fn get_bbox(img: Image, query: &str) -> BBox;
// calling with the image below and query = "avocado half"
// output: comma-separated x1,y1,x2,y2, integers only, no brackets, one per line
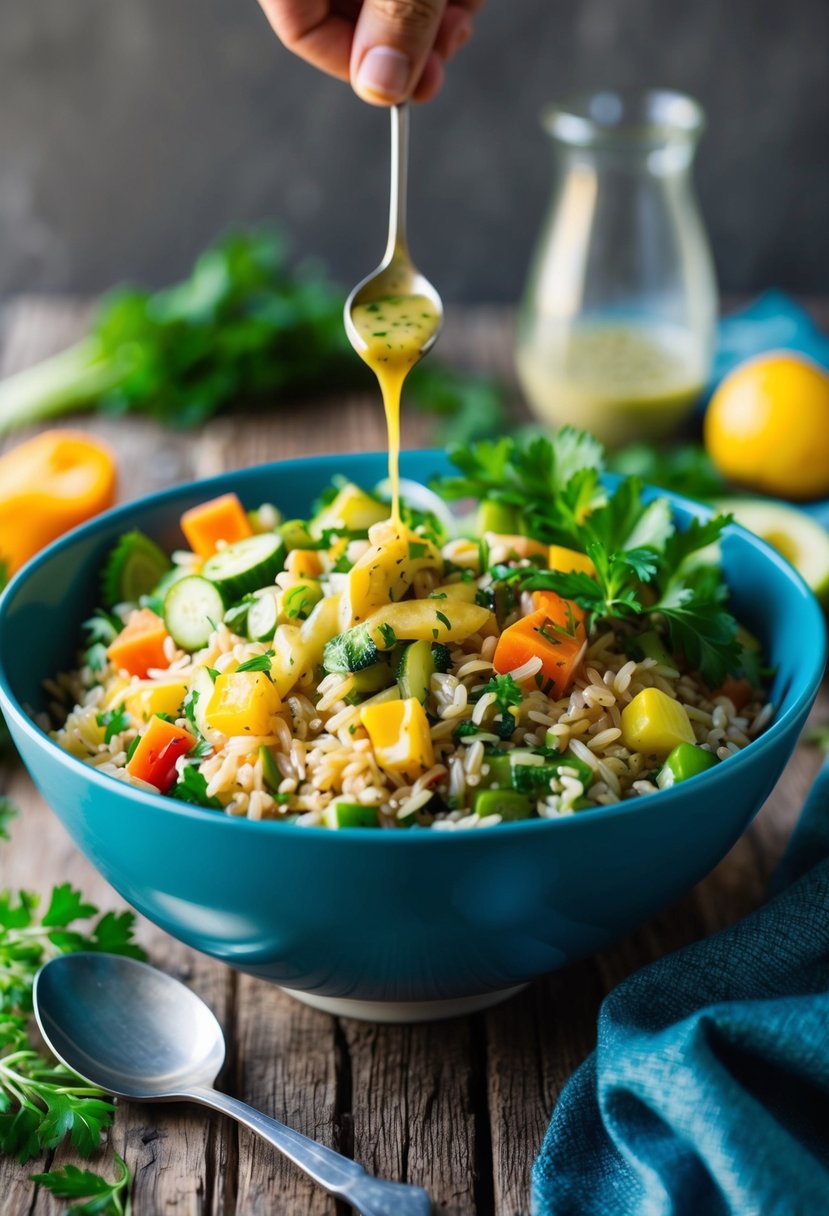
717,497,829,607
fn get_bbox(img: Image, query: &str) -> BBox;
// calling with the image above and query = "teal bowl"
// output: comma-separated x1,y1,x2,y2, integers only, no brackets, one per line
0,452,825,1021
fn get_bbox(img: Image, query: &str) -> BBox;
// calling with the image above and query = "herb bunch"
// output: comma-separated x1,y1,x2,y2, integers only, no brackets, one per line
0,228,504,446
434,429,745,687
0,800,143,1209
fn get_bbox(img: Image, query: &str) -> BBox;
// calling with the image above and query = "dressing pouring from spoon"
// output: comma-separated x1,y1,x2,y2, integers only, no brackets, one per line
34,953,432,1216
344,102,443,523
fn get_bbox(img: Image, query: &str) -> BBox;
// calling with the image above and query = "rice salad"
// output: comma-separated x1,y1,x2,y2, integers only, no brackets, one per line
48,431,772,830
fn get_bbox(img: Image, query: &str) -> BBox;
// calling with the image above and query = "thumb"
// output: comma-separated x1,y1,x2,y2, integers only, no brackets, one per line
351,0,447,104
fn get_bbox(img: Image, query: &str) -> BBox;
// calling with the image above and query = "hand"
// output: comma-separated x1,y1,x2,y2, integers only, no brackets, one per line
258,0,483,105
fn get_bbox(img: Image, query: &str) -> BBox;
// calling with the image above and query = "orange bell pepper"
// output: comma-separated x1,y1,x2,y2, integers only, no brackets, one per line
180,493,253,558
0,429,116,575
494,591,586,699
712,676,754,712
126,714,195,792
107,609,170,678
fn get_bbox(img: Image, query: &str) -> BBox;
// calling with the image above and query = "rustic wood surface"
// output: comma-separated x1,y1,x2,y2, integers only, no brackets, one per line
0,297,826,1216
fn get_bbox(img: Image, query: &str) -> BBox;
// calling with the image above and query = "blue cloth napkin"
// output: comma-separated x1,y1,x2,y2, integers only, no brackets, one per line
712,291,829,388
531,761,829,1216
710,293,829,529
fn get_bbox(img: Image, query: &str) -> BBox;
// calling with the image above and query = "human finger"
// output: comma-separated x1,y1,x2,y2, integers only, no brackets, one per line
350,0,448,105
257,0,357,81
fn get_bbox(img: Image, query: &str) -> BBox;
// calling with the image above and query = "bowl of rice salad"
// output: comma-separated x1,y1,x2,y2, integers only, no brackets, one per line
0,437,824,1021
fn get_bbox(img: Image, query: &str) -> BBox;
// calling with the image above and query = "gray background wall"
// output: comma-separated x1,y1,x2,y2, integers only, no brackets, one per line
1,0,827,302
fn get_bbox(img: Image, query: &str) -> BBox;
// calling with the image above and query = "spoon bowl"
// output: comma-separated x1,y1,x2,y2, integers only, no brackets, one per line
343,103,443,360
34,953,432,1215
34,952,225,1100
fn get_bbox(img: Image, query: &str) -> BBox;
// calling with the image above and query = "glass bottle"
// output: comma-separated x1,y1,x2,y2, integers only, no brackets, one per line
515,89,718,447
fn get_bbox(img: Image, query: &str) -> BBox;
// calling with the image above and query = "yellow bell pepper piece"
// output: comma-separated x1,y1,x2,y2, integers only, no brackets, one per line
341,519,442,628
364,599,493,647
310,483,388,538
548,545,596,577
361,696,434,781
0,429,116,575
621,688,695,756
205,671,282,737
125,679,189,724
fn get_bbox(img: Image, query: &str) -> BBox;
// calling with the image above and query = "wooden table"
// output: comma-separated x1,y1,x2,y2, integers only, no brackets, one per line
0,298,826,1215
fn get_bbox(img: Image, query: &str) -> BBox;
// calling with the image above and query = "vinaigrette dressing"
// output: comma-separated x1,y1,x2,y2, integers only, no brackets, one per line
350,291,441,523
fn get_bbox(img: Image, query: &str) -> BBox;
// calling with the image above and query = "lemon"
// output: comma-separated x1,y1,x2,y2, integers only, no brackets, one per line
704,352,829,500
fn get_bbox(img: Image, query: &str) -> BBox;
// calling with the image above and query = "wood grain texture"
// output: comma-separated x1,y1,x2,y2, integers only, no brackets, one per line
0,296,826,1215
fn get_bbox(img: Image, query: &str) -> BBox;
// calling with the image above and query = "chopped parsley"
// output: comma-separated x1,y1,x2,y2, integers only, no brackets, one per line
96,706,129,744
377,623,397,648
435,610,452,630
236,650,275,674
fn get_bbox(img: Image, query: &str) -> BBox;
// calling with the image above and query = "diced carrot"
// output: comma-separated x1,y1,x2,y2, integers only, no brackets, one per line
126,714,195,792
531,590,587,634
180,493,253,558
107,609,170,678
712,677,754,712
485,532,548,560
493,598,586,699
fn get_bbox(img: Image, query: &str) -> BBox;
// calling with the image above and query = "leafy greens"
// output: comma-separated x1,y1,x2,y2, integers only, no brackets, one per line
434,429,744,686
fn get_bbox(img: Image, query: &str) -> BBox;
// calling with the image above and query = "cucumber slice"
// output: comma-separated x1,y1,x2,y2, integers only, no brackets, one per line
102,531,171,608
202,534,285,600
247,593,279,643
396,640,437,704
164,576,225,651
344,660,396,703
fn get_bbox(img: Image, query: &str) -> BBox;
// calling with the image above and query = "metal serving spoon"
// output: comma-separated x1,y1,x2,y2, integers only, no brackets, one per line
344,102,443,356
34,953,432,1216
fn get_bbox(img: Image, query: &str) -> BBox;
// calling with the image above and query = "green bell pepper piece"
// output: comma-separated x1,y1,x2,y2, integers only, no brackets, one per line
473,788,532,821
660,742,717,787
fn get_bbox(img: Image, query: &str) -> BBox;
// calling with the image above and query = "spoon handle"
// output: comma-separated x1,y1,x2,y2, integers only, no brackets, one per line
186,1085,432,1216
384,102,410,263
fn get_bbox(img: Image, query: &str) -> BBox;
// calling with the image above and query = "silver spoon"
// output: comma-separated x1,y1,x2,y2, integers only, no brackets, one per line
344,102,443,357
34,953,432,1216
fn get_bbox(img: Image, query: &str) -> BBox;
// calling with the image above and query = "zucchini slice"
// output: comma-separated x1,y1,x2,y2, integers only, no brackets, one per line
396,640,437,704
102,531,171,608
202,534,285,600
164,576,225,651
247,593,279,643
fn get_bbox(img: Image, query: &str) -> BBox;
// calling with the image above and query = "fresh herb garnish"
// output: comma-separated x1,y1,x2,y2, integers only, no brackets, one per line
96,707,130,744
0,852,145,1164
32,1155,133,1216
377,623,397,648
440,431,743,687
477,673,523,740
235,651,274,674
435,610,452,630
170,763,222,809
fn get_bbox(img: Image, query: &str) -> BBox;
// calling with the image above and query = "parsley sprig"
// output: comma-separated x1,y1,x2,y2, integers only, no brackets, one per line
33,1154,132,1216
0,830,145,1171
435,431,745,687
